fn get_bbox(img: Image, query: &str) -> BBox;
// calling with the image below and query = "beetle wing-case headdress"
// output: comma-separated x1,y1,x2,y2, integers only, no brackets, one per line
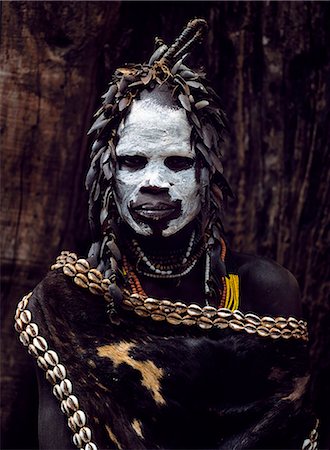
86,19,233,304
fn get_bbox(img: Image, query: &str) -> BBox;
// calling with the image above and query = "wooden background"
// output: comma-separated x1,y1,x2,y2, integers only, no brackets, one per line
1,1,329,448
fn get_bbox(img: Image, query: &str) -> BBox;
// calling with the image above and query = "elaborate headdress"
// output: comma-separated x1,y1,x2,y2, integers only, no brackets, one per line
86,19,232,306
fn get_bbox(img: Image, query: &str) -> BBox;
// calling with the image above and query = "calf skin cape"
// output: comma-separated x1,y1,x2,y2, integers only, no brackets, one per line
18,267,315,450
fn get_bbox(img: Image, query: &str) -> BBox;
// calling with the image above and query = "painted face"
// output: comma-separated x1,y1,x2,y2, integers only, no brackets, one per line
113,99,202,237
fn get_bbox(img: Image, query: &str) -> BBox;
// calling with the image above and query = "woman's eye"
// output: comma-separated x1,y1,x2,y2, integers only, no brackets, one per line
118,155,147,170
165,156,195,171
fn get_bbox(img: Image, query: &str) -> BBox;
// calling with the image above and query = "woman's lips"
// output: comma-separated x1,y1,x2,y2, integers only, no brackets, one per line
132,203,179,221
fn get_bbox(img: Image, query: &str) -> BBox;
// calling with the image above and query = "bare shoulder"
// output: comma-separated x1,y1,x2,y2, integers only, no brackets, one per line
227,250,302,317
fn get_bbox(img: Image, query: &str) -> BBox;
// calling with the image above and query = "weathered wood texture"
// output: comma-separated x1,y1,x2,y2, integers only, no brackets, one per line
1,1,329,447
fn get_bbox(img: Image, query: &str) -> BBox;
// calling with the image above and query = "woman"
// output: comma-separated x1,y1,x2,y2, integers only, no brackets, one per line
15,19,317,449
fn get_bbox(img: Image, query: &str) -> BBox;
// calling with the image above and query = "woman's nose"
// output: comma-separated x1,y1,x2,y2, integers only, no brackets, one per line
141,166,171,191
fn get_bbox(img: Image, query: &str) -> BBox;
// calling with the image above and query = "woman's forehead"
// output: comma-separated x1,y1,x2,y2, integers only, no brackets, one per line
116,99,194,158
119,98,190,132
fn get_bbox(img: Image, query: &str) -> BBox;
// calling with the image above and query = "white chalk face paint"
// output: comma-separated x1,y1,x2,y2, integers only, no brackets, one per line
113,98,201,237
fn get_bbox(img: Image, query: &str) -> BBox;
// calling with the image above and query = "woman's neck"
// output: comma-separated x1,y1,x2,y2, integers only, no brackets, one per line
120,222,198,256
119,221,214,305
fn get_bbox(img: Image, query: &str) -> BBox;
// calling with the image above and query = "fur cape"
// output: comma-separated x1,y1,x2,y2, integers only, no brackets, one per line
20,268,315,450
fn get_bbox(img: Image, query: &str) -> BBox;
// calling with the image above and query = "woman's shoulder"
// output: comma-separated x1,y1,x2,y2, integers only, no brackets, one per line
227,249,302,317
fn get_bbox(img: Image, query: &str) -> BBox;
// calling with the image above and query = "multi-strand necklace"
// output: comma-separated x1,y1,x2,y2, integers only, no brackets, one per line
122,232,228,308
130,230,204,279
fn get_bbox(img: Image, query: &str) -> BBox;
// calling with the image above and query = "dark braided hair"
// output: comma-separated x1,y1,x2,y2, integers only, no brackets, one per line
86,19,233,305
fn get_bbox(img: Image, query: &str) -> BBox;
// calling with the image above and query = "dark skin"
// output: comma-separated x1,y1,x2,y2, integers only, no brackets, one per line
135,248,301,317
123,222,301,318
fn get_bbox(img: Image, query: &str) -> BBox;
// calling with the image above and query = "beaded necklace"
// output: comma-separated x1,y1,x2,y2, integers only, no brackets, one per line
130,230,199,278
122,235,228,308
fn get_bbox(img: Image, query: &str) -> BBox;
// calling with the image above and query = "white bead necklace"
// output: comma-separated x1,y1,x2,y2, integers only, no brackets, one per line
132,230,196,277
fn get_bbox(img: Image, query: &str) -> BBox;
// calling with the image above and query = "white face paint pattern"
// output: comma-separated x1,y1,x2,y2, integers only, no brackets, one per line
113,98,202,237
